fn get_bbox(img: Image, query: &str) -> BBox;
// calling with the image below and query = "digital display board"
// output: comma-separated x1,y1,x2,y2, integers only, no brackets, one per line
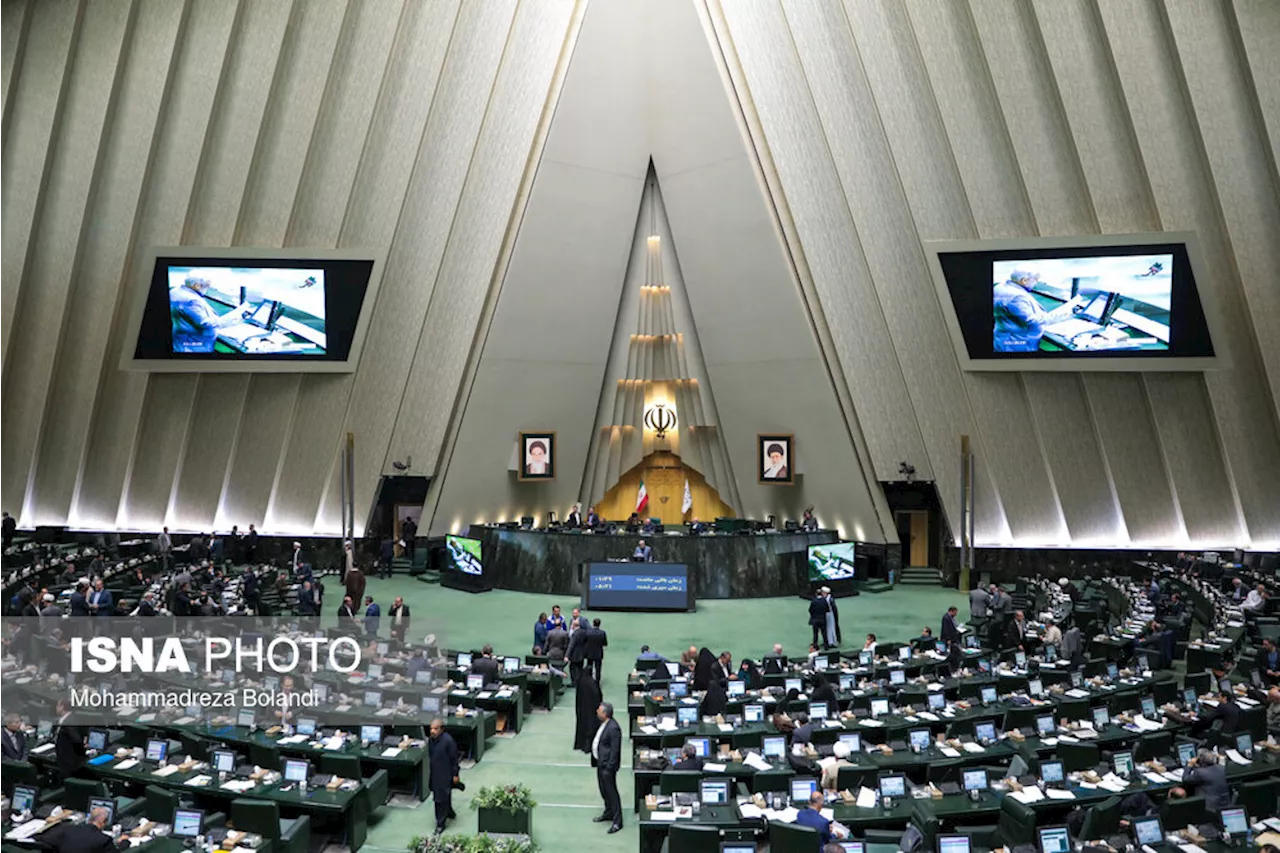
584,562,692,611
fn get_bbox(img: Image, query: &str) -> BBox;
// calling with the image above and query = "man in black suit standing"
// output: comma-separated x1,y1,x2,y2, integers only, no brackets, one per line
2,511,15,551
471,645,501,686
591,702,623,833
2,713,28,761
69,581,90,617
941,606,961,647
44,805,118,853
566,617,589,686
244,524,259,563
565,504,583,528
401,517,417,564
388,596,411,643
54,698,85,781
427,719,460,836
582,618,608,683
336,596,357,624
808,593,831,649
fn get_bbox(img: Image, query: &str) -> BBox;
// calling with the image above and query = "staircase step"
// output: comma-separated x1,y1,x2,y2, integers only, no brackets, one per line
859,581,894,594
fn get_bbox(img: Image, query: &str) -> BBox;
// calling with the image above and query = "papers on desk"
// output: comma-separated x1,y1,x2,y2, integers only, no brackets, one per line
857,718,884,728
774,807,800,822
1010,788,1044,804
7,819,49,840
820,808,834,821
221,779,257,793
1161,770,1183,783
1177,844,1208,853
717,724,734,733
115,758,139,771
1041,738,1059,747
647,811,679,822
855,786,878,808
185,775,213,787
738,803,764,820
381,747,403,758
702,761,727,772
30,743,54,754
321,735,346,751
1045,788,1076,800
962,742,985,753
743,752,772,771
918,712,939,722
822,720,842,729
1131,716,1164,732
277,734,308,745
656,719,677,732
680,697,698,705
172,716,196,726
640,725,659,735
137,713,157,723
152,764,180,777
476,691,494,699
1143,772,1168,785
938,746,961,758
376,707,395,717
1225,749,1251,765
1096,774,1129,793
1237,696,1260,708
1065,688,1092,698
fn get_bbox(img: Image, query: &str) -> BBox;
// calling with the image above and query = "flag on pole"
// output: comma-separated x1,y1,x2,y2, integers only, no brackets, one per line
682,478,693,514
636,478,649,514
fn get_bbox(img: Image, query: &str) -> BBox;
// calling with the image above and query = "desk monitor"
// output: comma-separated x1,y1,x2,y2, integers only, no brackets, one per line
669,681,689,698
685,737,710,758
838,843,866,853
313,683,329,702
212,750,235,773
870,698,890,717
785,678,803,694
1235,732,1253,754
840,674,857,690
889,669,906,686
980,685,997,704
699,778,730,805
1036,714,1055,736
503,656,520,673
937,641,948,655
762,735,786,758
360,725,382,745
283,758,310,783
1028,678,1044,697
1113,751,1133,777
237,708,256,728
928,692,947,711
965,635,980,649
977,658,992,674
366,663,383,680
909,728,932,751
727,680,746,697
878,774,906,798
790,777,818,803
90,797,115,824
1133,816,1163,846
1044,644,1058,662
839,732,862,753
1218,677,1232,693
1137,654,1150,671
1105,662,1118,681
376,642,390,656
11,785,36,814
721,844,757,853
456,652,473,668
145,732,167,758
814,656,828,671
421,696,441,714
1141,696,1157,717
172,809,204,839
975,721,996,743
677,706,698,727
1176,741,1195,766
1038,826,1072,853
264,676,280,693
466,674,485,690
899,646,912,661
1015,651,1027,668
938,836,971,853
663,747,682,765
88,729,109,752
1221,807,1248,836
1182,686,1197,706
810,702,829,720
666,662,681,677
859,651,873,666
37,720,52,740
1091,706,1110,728
744,704,764,723
1039,760,1064,784
296,717,317,737
414,670,433,685
363,690,382,707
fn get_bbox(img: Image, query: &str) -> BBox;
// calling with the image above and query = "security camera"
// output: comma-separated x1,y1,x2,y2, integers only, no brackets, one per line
391,456,412,472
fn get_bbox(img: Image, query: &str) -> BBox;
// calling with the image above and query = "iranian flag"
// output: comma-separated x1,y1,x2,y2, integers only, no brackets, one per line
636,478,649,514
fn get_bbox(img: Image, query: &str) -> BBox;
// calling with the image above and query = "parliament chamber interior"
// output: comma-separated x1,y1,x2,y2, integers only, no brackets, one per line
2,2,1279,853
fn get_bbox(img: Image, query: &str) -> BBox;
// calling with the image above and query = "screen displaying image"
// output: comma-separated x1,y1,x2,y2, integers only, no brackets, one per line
808,542,856,582
445,536,483,576
991,255,1172,354
930,237,1215,369
168,266,327,355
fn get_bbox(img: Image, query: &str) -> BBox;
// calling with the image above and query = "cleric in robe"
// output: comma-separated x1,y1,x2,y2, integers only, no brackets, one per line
573,672,603,753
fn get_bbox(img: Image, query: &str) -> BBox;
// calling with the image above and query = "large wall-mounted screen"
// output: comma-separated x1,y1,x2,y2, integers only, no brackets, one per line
584,562,692,612
925,233,1221,371
124,247,384,372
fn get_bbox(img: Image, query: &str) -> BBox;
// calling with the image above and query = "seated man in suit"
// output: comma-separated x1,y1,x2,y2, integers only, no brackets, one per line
471,644,502,686
672,742,703,771
2,712,28,761
1192,689,1241,736
44,805,120,853
790,712,813,746
763,644,787,674
1258,638,1280,686
794,790,840,845
632,539,653,562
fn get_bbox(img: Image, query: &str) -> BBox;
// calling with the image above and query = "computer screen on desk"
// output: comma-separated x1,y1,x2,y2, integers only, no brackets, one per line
11,786,36,814
762,736,785,758
212,750,235,773
699,779,729,804
685,737,709,758
90,798,115,825
790,777,818,803
744,704,764,723
938,836,971,853
1133,817,1163,845
878,774,906,798
172,809,204,839
1039,760,1064,784
1038,825,1072,853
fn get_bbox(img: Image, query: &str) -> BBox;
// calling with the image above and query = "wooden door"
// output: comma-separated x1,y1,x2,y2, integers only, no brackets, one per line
908,510,929,566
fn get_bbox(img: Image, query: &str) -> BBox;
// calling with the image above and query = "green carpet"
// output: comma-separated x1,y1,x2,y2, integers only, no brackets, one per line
356,579,965,851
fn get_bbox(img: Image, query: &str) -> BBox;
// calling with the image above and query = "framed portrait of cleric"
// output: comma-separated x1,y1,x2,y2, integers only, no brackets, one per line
758,434,793,484
518,432,556,481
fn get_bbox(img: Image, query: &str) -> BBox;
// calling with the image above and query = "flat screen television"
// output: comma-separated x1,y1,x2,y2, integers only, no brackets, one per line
124,247,384,372
925,233,1222,371
445,536,483,576
807,542,856,582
